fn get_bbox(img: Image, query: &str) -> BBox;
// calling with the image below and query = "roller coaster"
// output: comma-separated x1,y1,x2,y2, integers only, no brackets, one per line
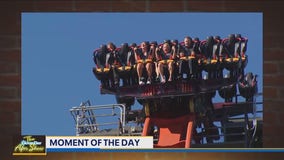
70,34,262,148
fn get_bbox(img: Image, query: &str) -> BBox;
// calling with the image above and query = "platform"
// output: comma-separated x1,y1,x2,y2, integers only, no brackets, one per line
101,77,237,99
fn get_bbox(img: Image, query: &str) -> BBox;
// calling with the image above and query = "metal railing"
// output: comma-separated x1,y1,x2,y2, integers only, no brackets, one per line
70,102,126,136
192,98,263,148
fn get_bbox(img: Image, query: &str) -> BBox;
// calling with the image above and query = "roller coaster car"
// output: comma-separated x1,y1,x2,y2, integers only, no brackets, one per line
218,83,237,102
92,67,111,80
180,56,196,60
241,55,248,68
116,65,138,86
93,67,111,73
116,65,132,71
223,57,242,71
238,34,248,69
203,59,218,65
137,59,153,64
225,57,240,63
158,59,174,64
238,72,258,100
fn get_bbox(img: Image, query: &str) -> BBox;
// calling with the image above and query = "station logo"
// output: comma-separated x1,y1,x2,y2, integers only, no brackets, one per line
13,135,46,156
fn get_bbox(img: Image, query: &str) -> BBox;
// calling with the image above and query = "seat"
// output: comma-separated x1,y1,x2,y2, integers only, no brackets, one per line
142,113,195,148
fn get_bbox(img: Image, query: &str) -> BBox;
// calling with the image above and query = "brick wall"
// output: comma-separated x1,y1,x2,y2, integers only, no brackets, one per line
0,0,283,159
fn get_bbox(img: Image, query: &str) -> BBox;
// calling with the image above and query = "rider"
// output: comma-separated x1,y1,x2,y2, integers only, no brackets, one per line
93,44,110,88
134,41,154,85
178,36,197,79
221,34,241,78
106,42,121,87
116,43,136,86
156,42,176,83
200,36,220,79
235,34,248,76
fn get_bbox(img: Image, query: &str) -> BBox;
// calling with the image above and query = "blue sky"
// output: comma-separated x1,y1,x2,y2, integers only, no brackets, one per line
22,13,262,136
